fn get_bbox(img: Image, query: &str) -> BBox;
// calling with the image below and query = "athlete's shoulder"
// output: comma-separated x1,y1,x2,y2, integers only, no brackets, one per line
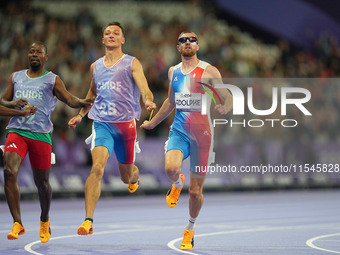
12,69,28,81
13,69,27,76
130,56,140,66
93,56,105,68
198,60,211,69
94,56,104,65
46,71,58,84
203,64,221,78
122,54,136,70
168,63,180,81
124,53,135,60
47,71,57,77
91,57,104,73
173,62,182,71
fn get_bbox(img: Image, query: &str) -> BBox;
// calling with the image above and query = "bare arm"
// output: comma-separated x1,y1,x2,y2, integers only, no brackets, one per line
140,67,176,129
204,65,233,115
1,73,29,108
0,105,36,117
68,63,97,129
53,76,93,108
132,58,156,112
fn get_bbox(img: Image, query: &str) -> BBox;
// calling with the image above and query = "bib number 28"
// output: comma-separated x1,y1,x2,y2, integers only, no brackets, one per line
99,102,117,116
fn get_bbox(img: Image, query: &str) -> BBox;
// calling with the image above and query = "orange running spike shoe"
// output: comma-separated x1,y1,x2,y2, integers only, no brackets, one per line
180,229,195,250
40,220,51,243
77,220,93,235
166,174,185,208
7,222,26,240
128,178,140,193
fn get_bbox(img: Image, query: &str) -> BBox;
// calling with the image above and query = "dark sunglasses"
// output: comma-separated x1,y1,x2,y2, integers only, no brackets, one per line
178,37,198,44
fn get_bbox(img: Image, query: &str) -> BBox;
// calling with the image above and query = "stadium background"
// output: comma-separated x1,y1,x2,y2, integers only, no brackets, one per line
1,0,340,198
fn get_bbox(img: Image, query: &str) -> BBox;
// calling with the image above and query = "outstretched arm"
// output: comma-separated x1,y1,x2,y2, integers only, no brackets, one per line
140,66,176,130
68,63,96,130
53,76,93,108
132,58,156,112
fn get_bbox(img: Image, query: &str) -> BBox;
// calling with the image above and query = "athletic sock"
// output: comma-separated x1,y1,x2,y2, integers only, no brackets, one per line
185,217,196,231
85,217,93,223
174,175,183,189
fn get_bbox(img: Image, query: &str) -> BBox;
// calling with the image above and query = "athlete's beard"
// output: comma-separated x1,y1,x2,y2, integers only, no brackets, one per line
29,60,41,71
180,48,196,57
30,65,41,71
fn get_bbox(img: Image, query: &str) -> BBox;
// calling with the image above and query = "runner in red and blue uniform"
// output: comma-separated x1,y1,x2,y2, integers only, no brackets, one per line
141,31,232,250
68,21,156,236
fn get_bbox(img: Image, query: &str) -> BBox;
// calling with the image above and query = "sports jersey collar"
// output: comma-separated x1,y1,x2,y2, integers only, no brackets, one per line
26,70,49,79
180,60,201,75
103,54,126,69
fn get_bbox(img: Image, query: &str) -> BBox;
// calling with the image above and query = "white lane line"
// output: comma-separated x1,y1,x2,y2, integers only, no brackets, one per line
24,223,340,255
168,227,278,255
306,233,340,254
25,240,45,255
168,225,340,255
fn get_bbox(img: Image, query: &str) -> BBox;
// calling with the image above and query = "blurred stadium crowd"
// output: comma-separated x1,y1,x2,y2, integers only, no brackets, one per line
1,1,339,137
0,0,340,191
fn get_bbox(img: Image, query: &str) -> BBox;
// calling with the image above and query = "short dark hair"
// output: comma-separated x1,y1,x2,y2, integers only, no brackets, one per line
103,21,125,36
32,41,48,54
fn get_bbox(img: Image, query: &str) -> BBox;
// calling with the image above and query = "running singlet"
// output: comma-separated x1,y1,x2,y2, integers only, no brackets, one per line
6,70,58,133
170,60,211,138
88,54,141,122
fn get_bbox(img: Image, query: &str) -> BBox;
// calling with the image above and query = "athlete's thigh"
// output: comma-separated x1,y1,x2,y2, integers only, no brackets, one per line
91,121,115,157
112,120,137,165
165,149,184,170
164,129,189,169
165,129,190,159
190,124,212,176
91,146,110,167
26,138,52,170
4,133,27,171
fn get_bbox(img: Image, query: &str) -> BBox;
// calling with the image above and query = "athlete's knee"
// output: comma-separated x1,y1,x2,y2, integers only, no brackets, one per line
90,163,105,180
3,165,18,181
36,179,51,192
189,186,203,200
165,163,181,178
4,153,22,180
32,172,48,187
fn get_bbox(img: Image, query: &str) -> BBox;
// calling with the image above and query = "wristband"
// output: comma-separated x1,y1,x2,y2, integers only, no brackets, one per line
78,113,84,118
